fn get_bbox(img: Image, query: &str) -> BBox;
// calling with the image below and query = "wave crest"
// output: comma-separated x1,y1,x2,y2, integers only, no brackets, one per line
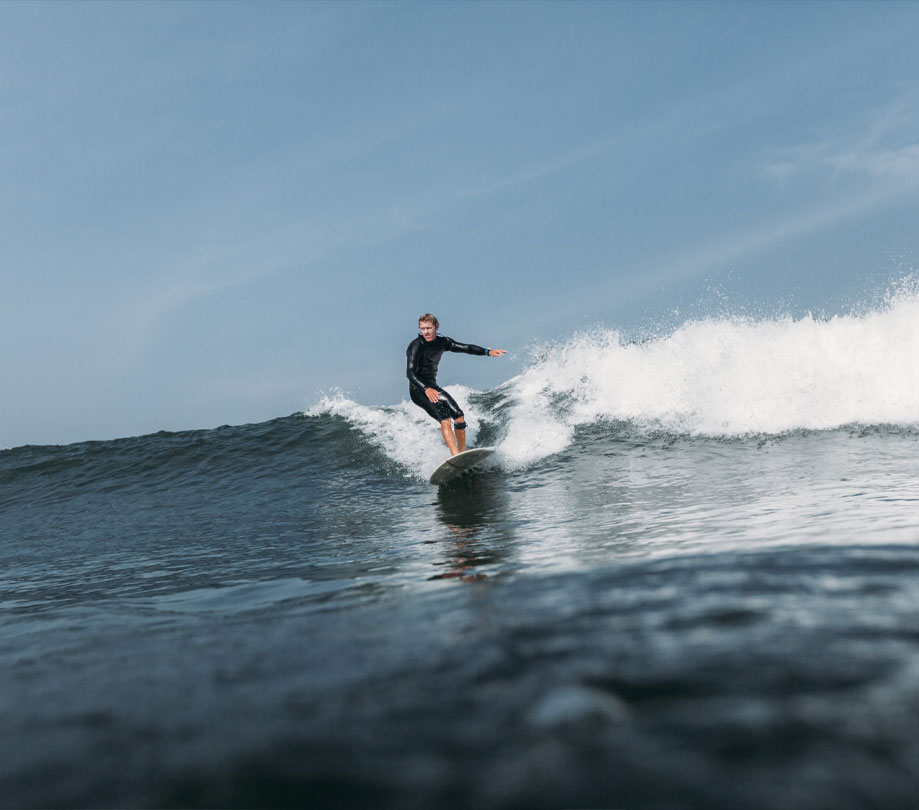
309,287,919,473
514,287,919,438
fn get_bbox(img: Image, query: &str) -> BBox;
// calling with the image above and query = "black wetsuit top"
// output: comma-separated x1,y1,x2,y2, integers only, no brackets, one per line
406,334,488,390
406,334,488,421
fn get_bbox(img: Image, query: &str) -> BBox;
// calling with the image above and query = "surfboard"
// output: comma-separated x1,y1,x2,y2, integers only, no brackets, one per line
429,447,497,485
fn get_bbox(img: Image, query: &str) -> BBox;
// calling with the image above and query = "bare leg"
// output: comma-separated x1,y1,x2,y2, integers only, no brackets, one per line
454,419,466,453
440,420,459,455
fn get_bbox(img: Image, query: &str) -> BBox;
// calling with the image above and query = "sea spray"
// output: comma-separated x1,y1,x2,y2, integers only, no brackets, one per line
307,385,484,477
511,287,919,439
307,287,919,473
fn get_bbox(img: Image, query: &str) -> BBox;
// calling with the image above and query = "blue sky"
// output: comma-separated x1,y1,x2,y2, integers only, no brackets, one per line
3,1,919,448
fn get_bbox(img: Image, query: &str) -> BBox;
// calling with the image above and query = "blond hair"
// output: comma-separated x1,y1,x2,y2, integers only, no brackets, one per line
418,313,439,329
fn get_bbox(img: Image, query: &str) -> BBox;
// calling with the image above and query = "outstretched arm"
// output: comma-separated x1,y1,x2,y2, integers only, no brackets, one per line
445,337,508,357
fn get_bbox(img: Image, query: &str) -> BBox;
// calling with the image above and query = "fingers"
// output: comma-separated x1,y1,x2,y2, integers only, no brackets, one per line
490,349,508,357
426,388,440,402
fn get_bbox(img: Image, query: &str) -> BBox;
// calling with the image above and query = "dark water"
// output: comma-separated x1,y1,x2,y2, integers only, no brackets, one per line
2,407,919,809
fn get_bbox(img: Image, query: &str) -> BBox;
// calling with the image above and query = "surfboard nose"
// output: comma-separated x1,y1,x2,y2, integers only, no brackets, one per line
429,447,497,485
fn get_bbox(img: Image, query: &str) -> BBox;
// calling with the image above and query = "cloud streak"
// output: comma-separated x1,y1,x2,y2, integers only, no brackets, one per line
765,93,919,187
626,93,919,298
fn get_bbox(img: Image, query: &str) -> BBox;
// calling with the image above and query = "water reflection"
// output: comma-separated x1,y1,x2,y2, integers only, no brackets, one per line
429,473,513,581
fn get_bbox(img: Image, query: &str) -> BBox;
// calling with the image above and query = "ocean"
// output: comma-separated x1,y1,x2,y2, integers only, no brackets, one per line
3,291,919,809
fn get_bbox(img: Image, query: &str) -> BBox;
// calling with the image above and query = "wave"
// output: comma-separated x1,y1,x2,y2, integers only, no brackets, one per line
9,288,916,492
0,415,360,509
518,285,919,432
310,285,919,473
307,385,491,477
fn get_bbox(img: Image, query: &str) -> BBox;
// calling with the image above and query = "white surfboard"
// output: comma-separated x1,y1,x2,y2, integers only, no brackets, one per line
429,447,497,485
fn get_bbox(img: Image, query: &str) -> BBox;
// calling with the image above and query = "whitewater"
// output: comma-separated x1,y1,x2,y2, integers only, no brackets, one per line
314,285,919,471
2,288,919,808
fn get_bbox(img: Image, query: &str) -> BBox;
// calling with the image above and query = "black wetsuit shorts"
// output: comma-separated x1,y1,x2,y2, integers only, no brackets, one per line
410,384,464,422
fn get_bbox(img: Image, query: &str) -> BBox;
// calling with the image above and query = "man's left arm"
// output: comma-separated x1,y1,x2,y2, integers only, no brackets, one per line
447,337,507,358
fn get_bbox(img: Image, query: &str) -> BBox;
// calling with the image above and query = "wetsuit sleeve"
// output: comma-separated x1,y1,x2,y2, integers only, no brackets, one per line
406,340,428,389
443,336,488,356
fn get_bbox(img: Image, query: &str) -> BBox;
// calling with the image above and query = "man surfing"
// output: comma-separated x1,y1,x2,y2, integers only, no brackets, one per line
407,313,507,456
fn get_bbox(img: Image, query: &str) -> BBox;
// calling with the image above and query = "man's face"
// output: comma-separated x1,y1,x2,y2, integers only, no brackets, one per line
419,321,437,342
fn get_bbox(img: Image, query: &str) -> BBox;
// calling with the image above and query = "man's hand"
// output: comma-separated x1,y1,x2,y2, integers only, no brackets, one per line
425,387,440,403
488,349,508,357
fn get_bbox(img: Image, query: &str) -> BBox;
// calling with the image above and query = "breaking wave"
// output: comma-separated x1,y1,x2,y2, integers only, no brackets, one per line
309,286,919,473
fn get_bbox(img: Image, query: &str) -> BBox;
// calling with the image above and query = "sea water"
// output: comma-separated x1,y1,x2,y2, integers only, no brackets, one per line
2,290,919,808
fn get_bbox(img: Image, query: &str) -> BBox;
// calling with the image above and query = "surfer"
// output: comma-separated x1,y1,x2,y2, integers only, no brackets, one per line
407,313,507,456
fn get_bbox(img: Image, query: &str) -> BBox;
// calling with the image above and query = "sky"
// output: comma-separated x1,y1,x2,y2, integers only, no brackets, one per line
3,1,919,448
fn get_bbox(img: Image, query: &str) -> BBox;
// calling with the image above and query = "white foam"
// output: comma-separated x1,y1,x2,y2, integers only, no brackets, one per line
497,382,573,469
508,288,919,451
307,386,484,479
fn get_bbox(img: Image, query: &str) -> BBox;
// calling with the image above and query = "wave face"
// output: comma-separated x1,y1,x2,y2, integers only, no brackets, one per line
312,287,919,472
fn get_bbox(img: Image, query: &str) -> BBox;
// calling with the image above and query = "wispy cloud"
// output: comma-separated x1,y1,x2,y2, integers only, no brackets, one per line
630,93,919,296
623,185,899,302
829,143,919,186
764,93,919,189
109,236,287,369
